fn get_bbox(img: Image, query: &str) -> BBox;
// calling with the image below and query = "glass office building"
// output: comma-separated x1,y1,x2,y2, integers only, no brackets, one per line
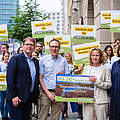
0,0,19,28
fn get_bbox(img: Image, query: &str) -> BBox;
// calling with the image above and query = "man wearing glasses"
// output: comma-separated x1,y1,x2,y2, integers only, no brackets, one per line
35,42,45,60
39,39,68,120
6,37,39,120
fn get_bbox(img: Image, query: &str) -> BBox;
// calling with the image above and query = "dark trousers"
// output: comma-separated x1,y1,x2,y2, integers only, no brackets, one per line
78,104,82,117
0,91,9,118
7,93,34,120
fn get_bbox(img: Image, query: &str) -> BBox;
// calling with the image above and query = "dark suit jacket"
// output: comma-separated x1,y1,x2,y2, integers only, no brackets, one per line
6,52,39,103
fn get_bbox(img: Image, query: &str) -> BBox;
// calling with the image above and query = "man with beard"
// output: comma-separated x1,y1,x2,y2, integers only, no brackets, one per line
35,42,44,60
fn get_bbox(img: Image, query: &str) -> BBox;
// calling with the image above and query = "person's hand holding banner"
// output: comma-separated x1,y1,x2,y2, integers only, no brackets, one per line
89,76,97,83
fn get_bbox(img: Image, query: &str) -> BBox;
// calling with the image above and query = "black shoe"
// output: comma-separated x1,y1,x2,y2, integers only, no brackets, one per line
78,114,83,120
34,114,38,119
48,113,50,117
2,117,10,120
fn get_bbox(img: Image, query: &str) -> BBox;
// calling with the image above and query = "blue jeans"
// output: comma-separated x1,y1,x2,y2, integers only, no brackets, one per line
70,102,78,112
0,91,9,118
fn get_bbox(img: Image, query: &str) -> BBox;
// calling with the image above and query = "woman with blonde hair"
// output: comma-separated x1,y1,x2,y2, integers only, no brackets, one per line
62,53,83,119
82,48,112,120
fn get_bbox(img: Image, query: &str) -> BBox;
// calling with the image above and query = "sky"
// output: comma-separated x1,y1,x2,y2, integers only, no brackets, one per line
20,0,60,12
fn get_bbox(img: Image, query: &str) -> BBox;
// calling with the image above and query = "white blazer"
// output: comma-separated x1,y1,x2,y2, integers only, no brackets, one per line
83,65,112,104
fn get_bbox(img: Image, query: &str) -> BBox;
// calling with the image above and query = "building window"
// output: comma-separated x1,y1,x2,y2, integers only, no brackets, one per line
57,24,59,27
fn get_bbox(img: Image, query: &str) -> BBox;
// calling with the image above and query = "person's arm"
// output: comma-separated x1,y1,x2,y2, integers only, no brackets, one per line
95,67,112,89
39,57,55,102
6,56,21,107
39,74,55,102
12,97,21,107
74,64,83,74
64,59,69,74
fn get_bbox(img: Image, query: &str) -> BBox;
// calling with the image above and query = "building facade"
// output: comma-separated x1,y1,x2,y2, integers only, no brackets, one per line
60,0,68,35
67,0,120,49
0,0,19,28
44,12,63,35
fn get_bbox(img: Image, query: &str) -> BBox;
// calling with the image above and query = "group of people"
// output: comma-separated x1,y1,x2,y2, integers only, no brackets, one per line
0,44,10,120
0,37,120,120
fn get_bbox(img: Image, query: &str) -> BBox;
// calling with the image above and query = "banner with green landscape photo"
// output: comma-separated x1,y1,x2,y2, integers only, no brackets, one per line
71,25,96,45
31,20,56,38
110,10,120,32
44,35,71,53
0,24,8,41
101,10,111,28
55,74,94,103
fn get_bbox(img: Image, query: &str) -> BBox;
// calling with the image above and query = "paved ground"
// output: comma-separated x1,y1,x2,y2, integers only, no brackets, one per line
0,102,83,120
31,112,82,120
0,101,109,120
33,102,82,120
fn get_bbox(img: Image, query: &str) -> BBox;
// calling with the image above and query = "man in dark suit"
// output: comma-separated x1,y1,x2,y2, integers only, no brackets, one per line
6,37,39,120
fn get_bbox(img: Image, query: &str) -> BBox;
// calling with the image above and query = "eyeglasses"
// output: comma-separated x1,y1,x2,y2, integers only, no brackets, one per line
50,46,59,49
24,44,34,47
36,46,43,47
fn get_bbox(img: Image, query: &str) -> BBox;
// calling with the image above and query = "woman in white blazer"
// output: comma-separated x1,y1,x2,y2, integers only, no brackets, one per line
82,48,112,120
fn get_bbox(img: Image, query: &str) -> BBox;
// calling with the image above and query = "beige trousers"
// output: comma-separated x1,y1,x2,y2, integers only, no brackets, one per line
38,91,62,120
83,103,107,120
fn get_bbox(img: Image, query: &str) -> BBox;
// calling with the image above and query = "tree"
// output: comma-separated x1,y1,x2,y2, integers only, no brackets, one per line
9,0,47,41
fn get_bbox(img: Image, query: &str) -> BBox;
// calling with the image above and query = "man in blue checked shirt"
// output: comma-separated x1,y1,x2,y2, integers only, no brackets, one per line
39,39,68,120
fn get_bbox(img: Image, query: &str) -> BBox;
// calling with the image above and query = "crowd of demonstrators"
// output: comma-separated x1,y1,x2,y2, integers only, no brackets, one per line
0,51,10,120
0,37,119,120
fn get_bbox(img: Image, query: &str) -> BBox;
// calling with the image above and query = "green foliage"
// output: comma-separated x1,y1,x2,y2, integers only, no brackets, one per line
8,0,48,41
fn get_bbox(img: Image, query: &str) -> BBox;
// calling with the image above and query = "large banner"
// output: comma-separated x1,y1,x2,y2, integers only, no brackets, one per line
0,72,7,91
0,24,8,41
101,10,111,28
72,42,99,64
110,10,120,32
71,25,96,44
44,35,71,53
55,74,94,103
31,20,56,38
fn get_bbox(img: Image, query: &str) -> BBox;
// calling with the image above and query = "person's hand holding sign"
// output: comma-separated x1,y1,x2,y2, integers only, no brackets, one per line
89,76,97,83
